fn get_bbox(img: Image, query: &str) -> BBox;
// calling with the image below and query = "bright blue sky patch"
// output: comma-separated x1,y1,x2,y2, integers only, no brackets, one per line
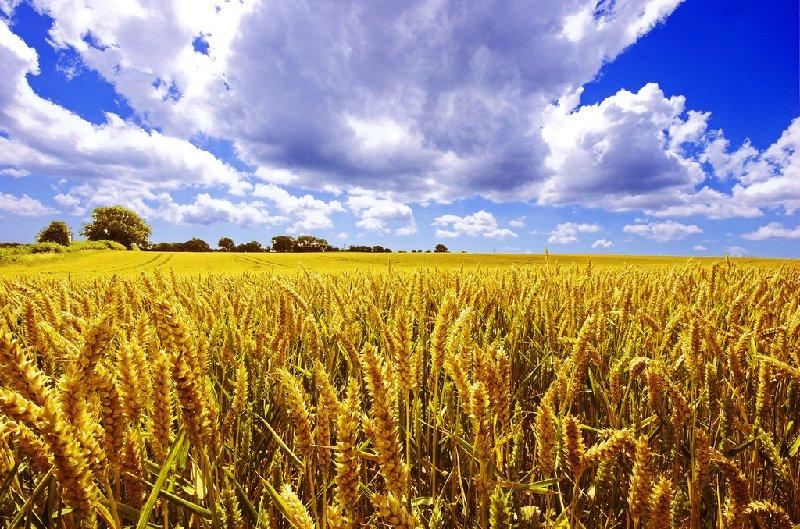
0,0,797,256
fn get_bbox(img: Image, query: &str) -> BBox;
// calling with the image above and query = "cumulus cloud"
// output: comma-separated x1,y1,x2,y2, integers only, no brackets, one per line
7,0,682,204
0,167,28,177
539,83,705,211
693,244,706,251
725,246,748,257
591,238,613,249
155,193,284,227
251,183,343,233
662,118,800,219
0,19,250,212
433,211,517,239
623,220,702,242
8,0,799,241
0,192,54,216
509,217,526,229
547,222,599,244
742,222,800,241
346,189,416,235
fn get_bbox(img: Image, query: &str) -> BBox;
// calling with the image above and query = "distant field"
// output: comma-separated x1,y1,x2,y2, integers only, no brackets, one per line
0,249,796,278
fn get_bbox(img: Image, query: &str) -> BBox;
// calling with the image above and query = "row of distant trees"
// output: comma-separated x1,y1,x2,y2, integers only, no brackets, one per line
34,206,451,253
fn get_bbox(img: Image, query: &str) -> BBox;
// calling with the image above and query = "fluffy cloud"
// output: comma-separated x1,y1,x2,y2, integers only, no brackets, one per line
591,238,613,249
693,244,706,251
0,192,54,216
725,246,748,257
0,19,249,212
660,118,800,219
0,167,28,177
433,211,516,239
540,83,706,210
346,189,416,235
742,222,800,241
509,217,526,229
251,184,343,233
9,0,799,243
155,193,284,227
10,0,682,203
547,222,599,244
623,220,702,242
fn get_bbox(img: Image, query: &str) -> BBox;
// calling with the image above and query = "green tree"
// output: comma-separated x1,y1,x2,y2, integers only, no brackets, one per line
236,240,264,253
294,235,329,252
218,237,235,252
183,238,211,252
435,243,449,253
81,206,151,249
271,235,295,252
36,220,72,246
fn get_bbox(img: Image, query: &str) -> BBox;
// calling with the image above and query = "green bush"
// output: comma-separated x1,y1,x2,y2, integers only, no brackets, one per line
69,240,126,251
30,242,67,254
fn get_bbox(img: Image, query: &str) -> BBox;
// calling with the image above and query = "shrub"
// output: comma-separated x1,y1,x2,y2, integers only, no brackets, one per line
69,240,126,251
29,242,67,254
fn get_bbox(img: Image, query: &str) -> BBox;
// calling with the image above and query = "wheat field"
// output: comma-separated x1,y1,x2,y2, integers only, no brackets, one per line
1,260,799,529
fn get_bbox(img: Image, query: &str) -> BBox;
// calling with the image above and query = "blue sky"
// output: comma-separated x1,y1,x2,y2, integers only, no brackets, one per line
0,0,798,256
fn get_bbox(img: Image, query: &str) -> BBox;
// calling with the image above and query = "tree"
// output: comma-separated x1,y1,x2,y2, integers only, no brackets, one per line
37,220,72,246
183,238,211,252
81,206,151,249
218,237,235,252
435,243,449,253
271,235,295,253
236,241,264,253
294,235,329,252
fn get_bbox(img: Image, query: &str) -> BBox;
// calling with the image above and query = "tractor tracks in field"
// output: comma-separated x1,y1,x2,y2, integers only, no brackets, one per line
116,252,173,273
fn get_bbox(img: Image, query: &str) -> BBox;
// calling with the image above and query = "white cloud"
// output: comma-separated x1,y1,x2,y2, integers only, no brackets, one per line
725,246,748,257
346,189,416,235
742,222,800,241
540,83,705,211
591,238,613,249
433,210,517,239
251,183,343,233
623,220,702,242
646,187,762,219
0,192,54,216
8,0,682,203
509,217,526,229
693,244,706,251
547,222,600,244
0,167,29,177
155,193,284,227
0,20,249,212
10,0,800,243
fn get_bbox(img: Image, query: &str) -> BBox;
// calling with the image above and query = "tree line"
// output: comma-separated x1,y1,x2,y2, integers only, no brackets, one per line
33,205,451,253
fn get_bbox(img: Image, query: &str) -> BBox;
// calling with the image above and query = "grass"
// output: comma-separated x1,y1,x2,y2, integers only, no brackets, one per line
0,249,796,278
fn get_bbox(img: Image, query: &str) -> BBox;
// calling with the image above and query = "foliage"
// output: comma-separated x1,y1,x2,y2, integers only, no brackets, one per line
81,205,152,249
29,241,67,253
36,220,72,246
294,235,334,252
236,240,265,253
271,235,294,252
218,237,235,252
347,245,391,253
0,262,798,529
150,238,211,252
435,243,449,253
69,240,127,251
